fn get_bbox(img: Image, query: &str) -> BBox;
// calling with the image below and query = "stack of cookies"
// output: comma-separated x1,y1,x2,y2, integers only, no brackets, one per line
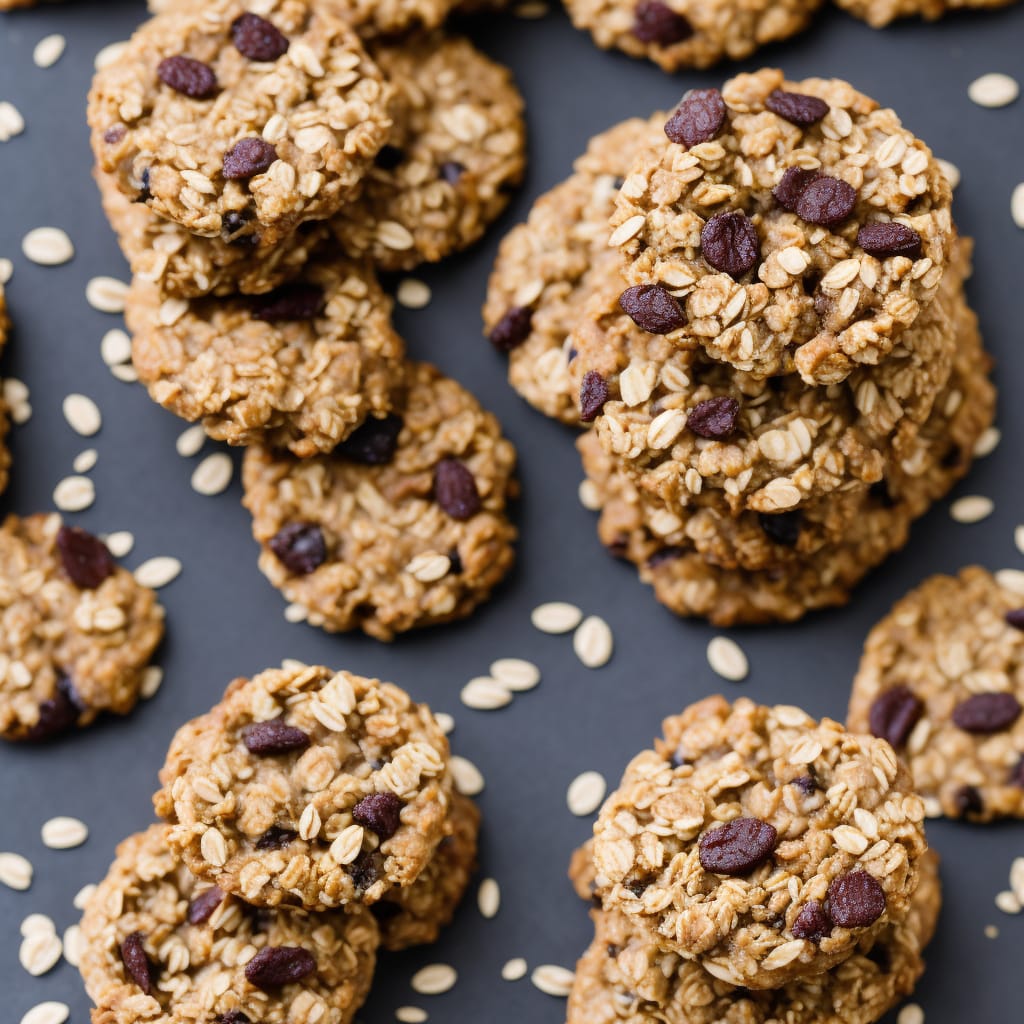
79,661,475,1022
486,68,995,625
567,695,940,1023
87,0,525,639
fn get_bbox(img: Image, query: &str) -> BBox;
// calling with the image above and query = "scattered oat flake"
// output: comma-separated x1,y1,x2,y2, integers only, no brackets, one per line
22,227,74,266
490,657,540,692
897,1005,924,1024
531,964,575,997
21,913,55,937
105,530,134,558
574,615,613,668
33,34,66,68
62,393,102,436
985,924,999,939
1012,183,1024,229
53,475,95,512
134,556,182,589
950,495,993,523
974,425,1000,458
41,816,88,849
395,1009,427,1024
191,452,233,496
531,601,582,634
100,327,132,366
410,963,457,995
73,449,98,474
20,1003,70,1024
94,40,128,70
477,877,500,919
0,102,25,142
968,72,1019,108
0,257,12,283
995,890,1021,914
996,568,1024,595
397,278,431,309
86,276,128,313
19,930,62,976
0,851,32,891
578,478,601,510
936,158,960,190
176,424,206,457
1009,856,1024,901
434,712,454,735
284,602,308,623
62,923,84,967
502,957,527,981
460,676,512,711
451,755,484,796
73,883,97,910
567,770,607,816
707,636,749,681
110,363,138,383
140,665,164,700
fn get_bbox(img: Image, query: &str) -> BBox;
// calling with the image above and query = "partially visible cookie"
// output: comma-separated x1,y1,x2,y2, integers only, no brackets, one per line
126,259,406,457
849,567,1024,822
154,662,453,909
0,514,165,742
332,34,526,271
834,0,1017,26
80,823,379,1024
89,0,391,246
242,361,517,640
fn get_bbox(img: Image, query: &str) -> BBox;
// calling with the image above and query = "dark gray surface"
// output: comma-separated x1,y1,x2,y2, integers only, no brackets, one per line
1,2,1023,1020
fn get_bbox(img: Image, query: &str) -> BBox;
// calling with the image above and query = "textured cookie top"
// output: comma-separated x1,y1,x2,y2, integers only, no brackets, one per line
0,513,165,742
849,566,1024,822
154,662,452,909
79,824,379,1024
332,34,526,272
592,696,927,988
611,69,953,384
89,0,391,245
127,258,406,457
242,361,517,640
833,0,1014,27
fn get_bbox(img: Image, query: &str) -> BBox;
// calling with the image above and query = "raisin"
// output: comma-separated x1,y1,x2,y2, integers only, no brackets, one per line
120,932,153,994
489,306,532,351
758,511,803,547
242,721,311,756
434,459,481,520
231,13,289,62
157,56,217,98
792,901,831,940
336,414,403,465
352,793,404,840
250,284,323,321
618,284,686,333
868,686,923,748
687,396,739,439
765,89,829,126
826,871,885,928
579,371,609,423
952,693,1021,733
773,167,820,212
794,176,857,227
269,522,325,575
57,526,115,589
664,88,726,148
223,138,277,180
187,885,224,925
700,211,759,276
698,817,778,875
244,946,316,990
632,0,693,44
857,222,923,259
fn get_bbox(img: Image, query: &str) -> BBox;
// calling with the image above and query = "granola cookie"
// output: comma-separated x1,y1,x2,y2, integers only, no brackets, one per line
591,696,928,988
154,662,452,909
483,115,665,424
849,567,1024,822
126,260,406,457
242,361,517,640
331,34,526,271
834,0,1017,26
563,0,821,71
0,514,165,742
376,791,479,950
612,69,953,384
89,0,391,247
567,850,941,1024
80,824,379,1024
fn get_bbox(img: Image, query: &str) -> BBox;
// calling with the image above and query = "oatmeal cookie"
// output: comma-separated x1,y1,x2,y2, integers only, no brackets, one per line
126,259,406,457
483,115,665,424
331,35,526,272
80,824,379,1024
89,0,391,246
0,514,165,742
375,792,479,950
242,361,517,640
849,567,1024,822
834,0,1017,26
591,696,928,987
563,0,821,72
612,69,953,384
154,662,452,909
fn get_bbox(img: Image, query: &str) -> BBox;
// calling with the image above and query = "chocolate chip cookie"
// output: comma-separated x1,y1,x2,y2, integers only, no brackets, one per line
126,259,406,457
849,567,1024,822
612,69,953,384
154,662,453,909
80,824,379,1024
0,514,165,742
242,361,517,640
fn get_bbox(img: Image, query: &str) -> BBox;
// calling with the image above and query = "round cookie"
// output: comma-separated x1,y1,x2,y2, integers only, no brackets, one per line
612,68,953,385
375,791,480,950
591,696,928,988
242,361,518,640
126,259,406,457
154,662,453,909
849,567,1024,822
834,0,1017,26
563,0,822,72
0,514,165,742
80,824,379,1024
331,34,526,272
89,0,392,247
483,115,665,424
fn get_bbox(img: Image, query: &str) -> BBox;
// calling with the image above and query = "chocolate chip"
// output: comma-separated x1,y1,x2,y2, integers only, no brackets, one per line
792,774,817,795
336,414,403,465
440,161,466,185
619,284,686,334
773,167,820,212
120,932,153,994
857,222,923,259
223,138,277,180
758,511,803,547
1005,608,1024,631
698,817,778,875
347,850,384,892
952,693,1022,734
868,686,923,748
687,396,739,439
374,144,405,170
269,522,325,575
352,792,404,840
187,885,224,925
231,12,289,61
489,306,532,351
664,88,726,148
765,89,829,127
792,901,831,940
215,1014,252,1024
953,785,984,818
157,55,218,98
700,211,759,276
647,546,685,568
1010,755,1024,787
56,525,115,589
434,459,481,520
632,0,694,44
794,176,857,227
26,675,83,742
244,946,316,990
256,826,298,850
250,284,323,322
579,371,609,423
826,871,885,928
242,721,311,756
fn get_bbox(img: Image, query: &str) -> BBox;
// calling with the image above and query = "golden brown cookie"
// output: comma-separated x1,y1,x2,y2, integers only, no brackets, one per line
834,0,1018,25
